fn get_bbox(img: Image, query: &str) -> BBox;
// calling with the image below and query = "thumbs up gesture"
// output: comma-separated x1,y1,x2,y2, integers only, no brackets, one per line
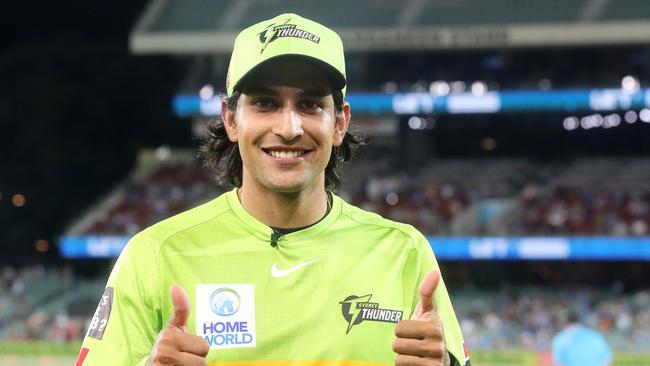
392,270,451,366
148,285,210,366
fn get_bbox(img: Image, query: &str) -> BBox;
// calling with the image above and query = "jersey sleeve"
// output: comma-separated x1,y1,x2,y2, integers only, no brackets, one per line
411,232,470,366
76,233,162,365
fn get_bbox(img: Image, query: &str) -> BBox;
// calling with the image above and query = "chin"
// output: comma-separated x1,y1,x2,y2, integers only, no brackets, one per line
263,176,310,194
265,182,305,194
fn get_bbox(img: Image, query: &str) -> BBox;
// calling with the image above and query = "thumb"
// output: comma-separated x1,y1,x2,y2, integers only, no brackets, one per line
413,270,441,319
168,284,190,332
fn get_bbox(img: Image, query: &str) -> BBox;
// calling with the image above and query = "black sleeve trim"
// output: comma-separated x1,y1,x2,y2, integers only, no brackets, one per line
449,351,471,366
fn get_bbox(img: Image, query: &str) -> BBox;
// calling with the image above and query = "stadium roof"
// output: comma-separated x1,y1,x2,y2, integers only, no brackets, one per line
130,0,650,53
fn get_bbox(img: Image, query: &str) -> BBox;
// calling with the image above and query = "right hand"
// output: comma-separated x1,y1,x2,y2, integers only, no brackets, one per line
148,284,210,365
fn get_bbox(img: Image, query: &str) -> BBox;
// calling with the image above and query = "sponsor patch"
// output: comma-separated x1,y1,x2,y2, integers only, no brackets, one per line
196,284,256,349
87,287,114,340
74,347,90,366
339,294,403,334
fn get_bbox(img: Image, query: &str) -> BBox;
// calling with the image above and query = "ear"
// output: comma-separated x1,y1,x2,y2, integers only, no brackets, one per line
332,102,351,147
222,98,238,142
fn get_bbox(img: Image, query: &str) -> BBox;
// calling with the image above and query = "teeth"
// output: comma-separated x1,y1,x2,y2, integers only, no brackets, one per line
269,150,304,158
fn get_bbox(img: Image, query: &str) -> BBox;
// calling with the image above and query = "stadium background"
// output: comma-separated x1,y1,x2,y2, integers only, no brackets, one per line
2,0,650,365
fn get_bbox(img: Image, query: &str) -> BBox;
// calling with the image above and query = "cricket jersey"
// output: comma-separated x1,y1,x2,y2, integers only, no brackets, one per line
77,188,469,366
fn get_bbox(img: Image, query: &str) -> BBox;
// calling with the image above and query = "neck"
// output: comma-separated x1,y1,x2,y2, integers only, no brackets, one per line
238,180,328,229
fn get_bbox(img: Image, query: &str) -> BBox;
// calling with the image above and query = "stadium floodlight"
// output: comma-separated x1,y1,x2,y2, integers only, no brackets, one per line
602,114,621,129
562,116,579,131
621,75,640,93
580,114,603,129
640,108,650,123
471,81,487,96
538,78,552,90
624,110,638,123
429,81,450,96
199,84,214,100
12,194,26,207
155,145,171,160
408,116,426,129
592,114,604,128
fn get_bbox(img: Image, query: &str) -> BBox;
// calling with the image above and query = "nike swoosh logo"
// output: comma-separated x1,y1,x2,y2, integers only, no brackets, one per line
271,259,319,278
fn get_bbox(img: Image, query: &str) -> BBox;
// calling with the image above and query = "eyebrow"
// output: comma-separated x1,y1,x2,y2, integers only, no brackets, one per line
242,86,331,98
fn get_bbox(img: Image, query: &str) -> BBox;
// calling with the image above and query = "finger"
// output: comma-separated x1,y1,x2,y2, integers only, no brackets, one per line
416,270,441,316
174,350,209,366
392,338,445,359
395,354,440,366
176,333,210,357
395,319,443,340
169,284,191,332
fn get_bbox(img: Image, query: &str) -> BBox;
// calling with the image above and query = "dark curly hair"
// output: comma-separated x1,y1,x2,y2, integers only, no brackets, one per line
200,90,366,191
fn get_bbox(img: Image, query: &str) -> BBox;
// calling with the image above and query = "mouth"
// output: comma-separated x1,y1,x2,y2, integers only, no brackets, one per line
262,148,311,160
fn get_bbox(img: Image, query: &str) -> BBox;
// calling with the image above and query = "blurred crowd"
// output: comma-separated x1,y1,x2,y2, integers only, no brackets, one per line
512,186,650,236
85,162,220,236
352,182,472,235
455,286,650,352
0,266,96,342
76,155,650,238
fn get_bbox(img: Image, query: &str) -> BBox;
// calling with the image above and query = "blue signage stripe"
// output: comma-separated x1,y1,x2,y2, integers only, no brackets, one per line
173,89,650,117
61,235,650,260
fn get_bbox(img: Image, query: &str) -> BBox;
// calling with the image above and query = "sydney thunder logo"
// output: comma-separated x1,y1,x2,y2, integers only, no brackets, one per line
258,18,321,54
339,294,403,334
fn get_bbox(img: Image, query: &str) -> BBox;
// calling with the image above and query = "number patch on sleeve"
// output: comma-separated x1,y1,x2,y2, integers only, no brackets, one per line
87,287,114,340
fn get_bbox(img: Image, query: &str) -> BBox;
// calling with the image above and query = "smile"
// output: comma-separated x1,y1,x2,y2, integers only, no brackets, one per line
266,150,305,158
262,147,311,160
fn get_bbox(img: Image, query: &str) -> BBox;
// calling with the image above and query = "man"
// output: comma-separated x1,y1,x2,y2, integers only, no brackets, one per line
76,13,470,366
552,312,612,366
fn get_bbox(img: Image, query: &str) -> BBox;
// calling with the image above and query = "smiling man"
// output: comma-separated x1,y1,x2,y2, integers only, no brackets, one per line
77,13,470,366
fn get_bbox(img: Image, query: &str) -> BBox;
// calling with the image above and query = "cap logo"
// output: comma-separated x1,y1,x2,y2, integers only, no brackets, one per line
258,18,320,54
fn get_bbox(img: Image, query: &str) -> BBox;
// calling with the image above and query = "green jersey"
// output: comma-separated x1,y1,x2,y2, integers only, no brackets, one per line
78,189,469,366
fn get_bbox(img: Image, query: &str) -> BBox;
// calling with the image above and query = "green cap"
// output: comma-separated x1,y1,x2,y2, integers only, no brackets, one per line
226,13,346,97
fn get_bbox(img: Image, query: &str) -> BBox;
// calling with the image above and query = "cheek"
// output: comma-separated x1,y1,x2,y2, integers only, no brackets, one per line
234,106,263,143
233,107,260,163
234,106,248,128
319,110,337,145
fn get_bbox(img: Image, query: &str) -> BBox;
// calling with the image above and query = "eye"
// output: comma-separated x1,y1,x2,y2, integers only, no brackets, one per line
299,99,323,111
252,97,275,109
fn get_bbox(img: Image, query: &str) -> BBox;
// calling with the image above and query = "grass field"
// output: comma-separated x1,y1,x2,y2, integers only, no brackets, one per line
0,342,648,366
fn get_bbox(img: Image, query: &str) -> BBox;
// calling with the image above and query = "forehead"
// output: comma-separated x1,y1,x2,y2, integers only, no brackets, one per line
238,57,333,95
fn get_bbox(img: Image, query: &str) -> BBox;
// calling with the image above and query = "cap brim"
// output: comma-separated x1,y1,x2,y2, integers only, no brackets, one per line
232,54,346,95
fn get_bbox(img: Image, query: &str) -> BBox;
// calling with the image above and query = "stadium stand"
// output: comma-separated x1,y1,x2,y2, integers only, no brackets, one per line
500,158,650,236
66,150,223,237
0,266,99,342
62,150,650,239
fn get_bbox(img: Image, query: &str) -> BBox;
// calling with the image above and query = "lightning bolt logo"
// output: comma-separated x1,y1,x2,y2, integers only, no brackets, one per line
339,294,372,334
258,18,291,54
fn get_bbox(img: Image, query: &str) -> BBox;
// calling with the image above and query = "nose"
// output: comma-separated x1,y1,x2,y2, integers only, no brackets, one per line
272,106,304,141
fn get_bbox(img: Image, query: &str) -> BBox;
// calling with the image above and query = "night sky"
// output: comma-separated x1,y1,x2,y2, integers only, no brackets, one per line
0,1,192,265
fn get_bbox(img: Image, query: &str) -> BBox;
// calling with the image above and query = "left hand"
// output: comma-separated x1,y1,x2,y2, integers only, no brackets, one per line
392,270,450,366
